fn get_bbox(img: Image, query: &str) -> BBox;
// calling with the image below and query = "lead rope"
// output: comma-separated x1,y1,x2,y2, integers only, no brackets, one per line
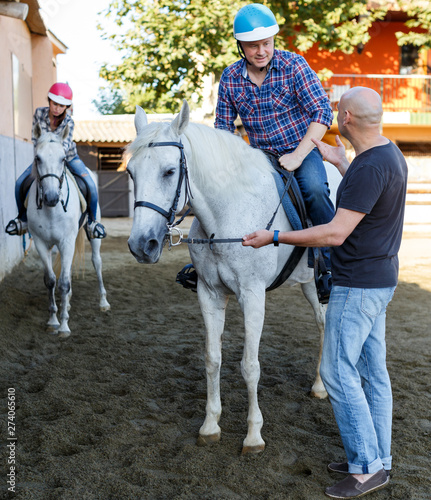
167,170,293,249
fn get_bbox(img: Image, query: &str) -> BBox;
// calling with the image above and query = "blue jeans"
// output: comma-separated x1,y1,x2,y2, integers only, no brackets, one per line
294,148,334,269
320,285,396,474
15,156,99,222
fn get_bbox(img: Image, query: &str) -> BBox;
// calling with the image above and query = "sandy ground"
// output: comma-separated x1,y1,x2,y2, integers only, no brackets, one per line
0,218,430,500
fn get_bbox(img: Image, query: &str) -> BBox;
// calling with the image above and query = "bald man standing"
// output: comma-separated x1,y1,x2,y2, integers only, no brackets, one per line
243,87,408,499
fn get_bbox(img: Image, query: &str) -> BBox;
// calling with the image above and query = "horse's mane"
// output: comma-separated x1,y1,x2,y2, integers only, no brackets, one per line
183,123,272,194
126,120,273,195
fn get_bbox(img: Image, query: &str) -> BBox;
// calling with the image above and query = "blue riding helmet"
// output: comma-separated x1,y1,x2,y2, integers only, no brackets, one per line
233,3,279,42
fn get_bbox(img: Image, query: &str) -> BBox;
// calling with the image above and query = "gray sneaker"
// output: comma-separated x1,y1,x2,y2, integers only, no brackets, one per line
325,468,389,498
328,462,350,474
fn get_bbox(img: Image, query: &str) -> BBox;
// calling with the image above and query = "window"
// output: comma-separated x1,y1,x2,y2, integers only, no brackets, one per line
98,147,125,171
400,44,419,75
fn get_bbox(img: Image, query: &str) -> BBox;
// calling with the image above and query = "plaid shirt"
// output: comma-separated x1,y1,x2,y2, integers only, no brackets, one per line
215,50,333,155
32,107,78,162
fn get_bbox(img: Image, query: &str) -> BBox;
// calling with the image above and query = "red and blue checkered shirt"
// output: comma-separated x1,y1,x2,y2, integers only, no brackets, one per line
32,107,78,162
215,50,333,156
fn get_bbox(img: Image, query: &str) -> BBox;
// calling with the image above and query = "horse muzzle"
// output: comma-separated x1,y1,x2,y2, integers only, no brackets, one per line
128,231,166,264
43,191,60,207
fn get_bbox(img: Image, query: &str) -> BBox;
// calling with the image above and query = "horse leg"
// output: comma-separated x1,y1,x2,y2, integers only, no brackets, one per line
301,280,328,399
56,245,75,338
34,240,60,331
196,289,228,447
89,238,110,311
238,290,266,455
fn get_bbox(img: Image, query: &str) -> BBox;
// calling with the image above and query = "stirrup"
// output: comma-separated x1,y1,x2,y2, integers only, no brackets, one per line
86,220,106,239
176,264,198,292
316,270,332,304
5,218,28,236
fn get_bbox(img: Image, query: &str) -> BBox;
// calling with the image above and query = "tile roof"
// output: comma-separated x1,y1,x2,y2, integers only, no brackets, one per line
73,114,175,144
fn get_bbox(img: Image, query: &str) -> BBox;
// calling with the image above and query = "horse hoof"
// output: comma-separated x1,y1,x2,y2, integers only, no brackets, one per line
58,331,71,339
197,432,221,447
241,444,265,455
46,325,59,333
100,304,111,312
310,389,328,399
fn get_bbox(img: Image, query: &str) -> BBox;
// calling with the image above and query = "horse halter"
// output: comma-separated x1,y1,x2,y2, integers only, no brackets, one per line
133,141,192,233
35,156,69,211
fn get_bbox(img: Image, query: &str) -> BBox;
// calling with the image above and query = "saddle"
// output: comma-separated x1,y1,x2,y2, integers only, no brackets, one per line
267,164,332,304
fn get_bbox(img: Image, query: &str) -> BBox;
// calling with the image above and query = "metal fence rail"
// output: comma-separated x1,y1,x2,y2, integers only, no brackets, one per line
323,74,431,114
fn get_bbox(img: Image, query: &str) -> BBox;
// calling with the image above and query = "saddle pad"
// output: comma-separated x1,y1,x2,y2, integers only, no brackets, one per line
271,170,304,231
66,168,87,214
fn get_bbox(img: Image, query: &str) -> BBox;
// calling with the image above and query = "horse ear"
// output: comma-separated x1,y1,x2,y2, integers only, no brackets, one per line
170,100,189,136
62,124,69,142
33,122,42,140
135,105,148,135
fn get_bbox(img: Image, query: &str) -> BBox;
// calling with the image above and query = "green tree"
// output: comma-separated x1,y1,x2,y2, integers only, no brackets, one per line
97,0,429,113
395,1,431,51
98,0,243,113
93,86,129,115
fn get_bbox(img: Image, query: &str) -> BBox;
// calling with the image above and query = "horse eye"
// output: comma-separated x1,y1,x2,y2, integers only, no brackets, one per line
164,168,175,178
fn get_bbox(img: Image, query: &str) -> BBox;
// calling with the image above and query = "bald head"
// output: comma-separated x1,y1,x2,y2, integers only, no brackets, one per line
340,87,383,125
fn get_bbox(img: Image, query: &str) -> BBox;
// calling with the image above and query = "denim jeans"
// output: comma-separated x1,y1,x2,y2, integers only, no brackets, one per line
320,285,396,474
15,156,99,222
294,148,334,269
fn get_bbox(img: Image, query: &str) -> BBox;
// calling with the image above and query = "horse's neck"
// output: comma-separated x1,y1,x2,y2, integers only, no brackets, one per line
188,167,280,235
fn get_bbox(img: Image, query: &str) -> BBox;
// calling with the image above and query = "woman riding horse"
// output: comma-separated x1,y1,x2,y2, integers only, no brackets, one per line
6,82,106,239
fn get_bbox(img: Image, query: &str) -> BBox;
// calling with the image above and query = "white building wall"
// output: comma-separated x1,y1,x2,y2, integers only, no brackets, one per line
0,135,34,281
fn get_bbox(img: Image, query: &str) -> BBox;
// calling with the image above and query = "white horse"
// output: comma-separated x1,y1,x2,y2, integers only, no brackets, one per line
26,124,110,338
127,101,341,454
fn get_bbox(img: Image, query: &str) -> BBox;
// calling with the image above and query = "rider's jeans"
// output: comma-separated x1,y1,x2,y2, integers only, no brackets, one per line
294,148,335,269
15,156,99,222
68,156,99,221
320,285,396,474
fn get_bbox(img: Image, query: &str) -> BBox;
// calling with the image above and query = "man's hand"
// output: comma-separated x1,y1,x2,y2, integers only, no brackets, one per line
278,152,302,172
311,136,350,176
242,230,274,248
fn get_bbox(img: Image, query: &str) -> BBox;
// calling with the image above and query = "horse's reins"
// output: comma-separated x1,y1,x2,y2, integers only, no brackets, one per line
35,156,69,212
133,141,292,249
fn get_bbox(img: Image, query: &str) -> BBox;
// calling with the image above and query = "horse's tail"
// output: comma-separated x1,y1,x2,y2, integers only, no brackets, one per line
53,228,86,279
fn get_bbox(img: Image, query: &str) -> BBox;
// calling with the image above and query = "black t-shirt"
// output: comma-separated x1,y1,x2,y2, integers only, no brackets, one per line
332,141,408,288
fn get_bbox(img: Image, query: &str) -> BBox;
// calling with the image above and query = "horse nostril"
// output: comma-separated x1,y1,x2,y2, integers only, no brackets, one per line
145,238,159,256
44,193,59,207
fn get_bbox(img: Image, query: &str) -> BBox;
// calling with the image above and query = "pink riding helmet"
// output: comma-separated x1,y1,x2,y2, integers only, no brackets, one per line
48,83,73,106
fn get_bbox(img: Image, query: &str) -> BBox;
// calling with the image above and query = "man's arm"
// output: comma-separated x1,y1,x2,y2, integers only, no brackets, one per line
242,208,365,249
214,78,237,133
278,122,327,172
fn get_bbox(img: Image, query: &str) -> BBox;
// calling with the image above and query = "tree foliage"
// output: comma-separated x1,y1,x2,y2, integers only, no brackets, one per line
92,87,128,114
98,0,243,113
96,0,430,114
395,1,431,50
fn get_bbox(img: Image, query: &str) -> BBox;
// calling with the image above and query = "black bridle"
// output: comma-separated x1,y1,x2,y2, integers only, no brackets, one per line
133,141,191,227
35,156,69,211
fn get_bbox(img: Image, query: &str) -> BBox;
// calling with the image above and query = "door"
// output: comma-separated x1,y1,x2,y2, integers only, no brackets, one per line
98,171,130,217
